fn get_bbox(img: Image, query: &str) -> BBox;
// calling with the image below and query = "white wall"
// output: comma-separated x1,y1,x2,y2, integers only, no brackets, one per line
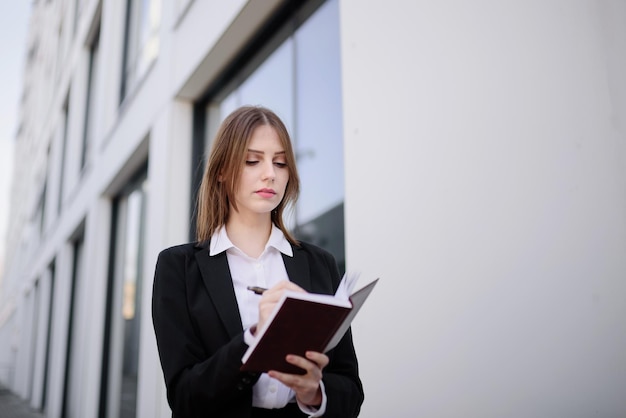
341,1,626,417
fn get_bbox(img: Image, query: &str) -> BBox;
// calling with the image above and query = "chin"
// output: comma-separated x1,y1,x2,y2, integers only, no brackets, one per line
248,204,278,216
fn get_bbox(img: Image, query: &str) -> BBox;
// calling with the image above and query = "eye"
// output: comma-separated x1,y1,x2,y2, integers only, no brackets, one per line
245,160,259,166
273,162,287,168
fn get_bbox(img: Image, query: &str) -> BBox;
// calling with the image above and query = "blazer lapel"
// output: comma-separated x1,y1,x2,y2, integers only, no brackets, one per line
194,246,243,339
282,245,312,292
193,242,311,339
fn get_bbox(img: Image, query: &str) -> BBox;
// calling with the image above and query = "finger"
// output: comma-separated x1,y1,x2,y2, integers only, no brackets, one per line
268,358,322,406
286,354,319,374
266,369,292,384
268,280,306,293
267,368,317,391
258,281,304,312
305,351,329,369
257,282,308,331
268,355,320,382
282,281,306,292
258,282,298,306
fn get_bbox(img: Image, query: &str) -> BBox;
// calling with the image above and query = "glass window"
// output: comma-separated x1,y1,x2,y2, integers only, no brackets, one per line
62,235,85,418
121,0,161,101
232,39,295,124
81,25,100,170
199,0,345,271
41,261,56,413
36,182,47,236
103,170,148,418
27,280,41,401
294,1,343,226
59,95,70,214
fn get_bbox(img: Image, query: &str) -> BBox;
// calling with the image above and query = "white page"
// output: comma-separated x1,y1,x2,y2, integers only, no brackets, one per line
334,270,361,300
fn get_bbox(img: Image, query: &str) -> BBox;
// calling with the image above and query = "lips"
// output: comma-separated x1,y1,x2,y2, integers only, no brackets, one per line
256,188,276,198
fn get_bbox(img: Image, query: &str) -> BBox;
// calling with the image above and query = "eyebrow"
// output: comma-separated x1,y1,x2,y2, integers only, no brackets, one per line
247,149,286,156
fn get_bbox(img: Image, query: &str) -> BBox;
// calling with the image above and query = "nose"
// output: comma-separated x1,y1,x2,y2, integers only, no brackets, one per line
262,161,276,182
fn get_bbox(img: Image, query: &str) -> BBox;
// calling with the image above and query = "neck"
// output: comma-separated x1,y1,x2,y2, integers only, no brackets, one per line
226,211,272,258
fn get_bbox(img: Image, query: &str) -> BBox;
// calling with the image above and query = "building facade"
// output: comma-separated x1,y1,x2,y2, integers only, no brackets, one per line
1,0,626,417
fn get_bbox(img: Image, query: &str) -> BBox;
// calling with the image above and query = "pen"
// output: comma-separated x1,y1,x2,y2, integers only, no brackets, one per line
247,286,267,295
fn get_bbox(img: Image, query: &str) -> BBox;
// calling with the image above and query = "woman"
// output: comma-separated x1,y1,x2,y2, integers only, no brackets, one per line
152,106,364,417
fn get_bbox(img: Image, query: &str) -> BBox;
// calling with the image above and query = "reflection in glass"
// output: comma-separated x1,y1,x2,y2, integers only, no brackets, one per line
122,0,161,99
81,27,100,169
119,185,146,418
238,39,295,130
122,191,141,322
62,237,84,418
105,176,147,418
295,0,343,225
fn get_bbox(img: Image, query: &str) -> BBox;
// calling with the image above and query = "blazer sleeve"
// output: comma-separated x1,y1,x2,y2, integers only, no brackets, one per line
305,245,365,418
151,245,258,418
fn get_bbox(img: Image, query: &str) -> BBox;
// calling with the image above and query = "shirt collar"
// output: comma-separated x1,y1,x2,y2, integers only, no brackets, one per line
209,224,293,257
267,224,293,257
209,226,234,256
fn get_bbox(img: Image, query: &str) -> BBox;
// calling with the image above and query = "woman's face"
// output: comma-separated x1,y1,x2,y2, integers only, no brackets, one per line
232,124,290,219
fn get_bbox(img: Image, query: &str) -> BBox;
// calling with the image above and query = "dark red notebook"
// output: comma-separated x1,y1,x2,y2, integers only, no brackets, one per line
240,277,378,374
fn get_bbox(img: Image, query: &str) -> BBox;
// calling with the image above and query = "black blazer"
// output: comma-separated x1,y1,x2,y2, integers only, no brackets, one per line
152,240,364,418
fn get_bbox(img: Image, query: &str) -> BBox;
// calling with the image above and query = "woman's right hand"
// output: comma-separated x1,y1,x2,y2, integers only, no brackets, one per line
256,280,306,333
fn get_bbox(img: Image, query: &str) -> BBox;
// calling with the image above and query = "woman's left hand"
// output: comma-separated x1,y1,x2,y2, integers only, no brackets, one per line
267,351,329,406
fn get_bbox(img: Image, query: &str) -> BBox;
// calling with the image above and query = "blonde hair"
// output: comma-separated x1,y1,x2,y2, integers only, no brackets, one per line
196,106,300,244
